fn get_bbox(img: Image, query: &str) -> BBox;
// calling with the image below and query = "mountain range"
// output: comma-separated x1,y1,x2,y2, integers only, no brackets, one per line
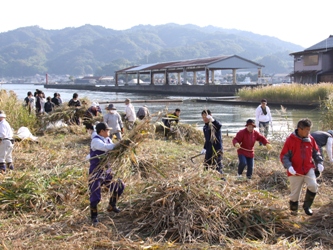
0,23,304,77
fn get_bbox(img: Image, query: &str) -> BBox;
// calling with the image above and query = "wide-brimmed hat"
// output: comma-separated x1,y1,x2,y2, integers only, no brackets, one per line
245,119,256,127
96,122,112,131
105,103,116,110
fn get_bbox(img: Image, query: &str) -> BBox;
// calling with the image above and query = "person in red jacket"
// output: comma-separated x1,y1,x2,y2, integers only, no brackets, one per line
280,118,324,216
232,119,272,180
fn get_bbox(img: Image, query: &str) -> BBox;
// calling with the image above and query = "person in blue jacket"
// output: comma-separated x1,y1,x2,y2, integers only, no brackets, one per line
200,110,224,177
89,122,125,225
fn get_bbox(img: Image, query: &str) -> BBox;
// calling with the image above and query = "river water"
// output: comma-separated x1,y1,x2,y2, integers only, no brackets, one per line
1,84,322,137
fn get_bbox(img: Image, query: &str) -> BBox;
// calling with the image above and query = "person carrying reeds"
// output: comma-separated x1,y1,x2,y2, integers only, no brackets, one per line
162,108,181,139
200,110,224,178
255,99,272,145
280,118,324,216
88,122,125,225
0,110,14,174
232,119,272,180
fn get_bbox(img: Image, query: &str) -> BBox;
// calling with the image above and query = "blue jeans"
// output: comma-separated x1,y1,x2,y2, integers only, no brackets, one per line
238,155,254,179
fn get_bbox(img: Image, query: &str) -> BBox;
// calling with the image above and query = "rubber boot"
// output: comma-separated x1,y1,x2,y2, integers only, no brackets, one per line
6,162,14,170
90,205,98,225
107,195,121,213
0,163,6,174
289,200,298,216
303,189,316,216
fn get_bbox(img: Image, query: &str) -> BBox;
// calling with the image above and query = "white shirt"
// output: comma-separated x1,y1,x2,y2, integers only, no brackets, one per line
125,103,136,122
326,137,333,162
0,119,13,139
255,104,272,127
91,134,116,152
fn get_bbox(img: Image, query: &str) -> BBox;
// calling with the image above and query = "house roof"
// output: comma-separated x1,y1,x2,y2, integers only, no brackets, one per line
116,55,264,75
305,35,333,51
290,35,333,55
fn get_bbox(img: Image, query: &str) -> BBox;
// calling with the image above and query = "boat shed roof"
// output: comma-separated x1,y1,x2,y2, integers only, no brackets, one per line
116,55,264,75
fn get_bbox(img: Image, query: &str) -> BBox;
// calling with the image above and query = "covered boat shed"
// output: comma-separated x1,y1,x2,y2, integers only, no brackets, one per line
115,55,264,86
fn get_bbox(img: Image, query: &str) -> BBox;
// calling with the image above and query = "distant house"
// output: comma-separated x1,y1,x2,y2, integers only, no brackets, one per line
290,35,333,84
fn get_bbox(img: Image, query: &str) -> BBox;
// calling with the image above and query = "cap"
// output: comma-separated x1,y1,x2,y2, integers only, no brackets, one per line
105,103,117,110
0,111,6,118
328,130,333,136
261,99,267,103
91,102,98,107
96,122,112,131
245,119,256,127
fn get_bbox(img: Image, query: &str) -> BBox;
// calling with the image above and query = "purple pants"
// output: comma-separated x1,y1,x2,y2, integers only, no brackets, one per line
89,168,125,207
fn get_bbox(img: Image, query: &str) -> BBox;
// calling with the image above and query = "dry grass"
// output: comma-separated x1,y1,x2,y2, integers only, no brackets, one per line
1,120,333,249
1,90,333,249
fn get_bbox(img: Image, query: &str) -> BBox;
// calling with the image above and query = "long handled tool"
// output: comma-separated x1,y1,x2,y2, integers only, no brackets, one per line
190,153,203,163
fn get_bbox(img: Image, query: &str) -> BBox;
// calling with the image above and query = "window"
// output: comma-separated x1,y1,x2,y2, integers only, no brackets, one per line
303,55,319,66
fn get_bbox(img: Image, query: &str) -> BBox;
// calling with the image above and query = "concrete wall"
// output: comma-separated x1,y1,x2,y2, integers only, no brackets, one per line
44,84,256,97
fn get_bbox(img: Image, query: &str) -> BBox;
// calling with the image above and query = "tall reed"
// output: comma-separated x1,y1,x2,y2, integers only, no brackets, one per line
0,90,39,133
237,83,333,103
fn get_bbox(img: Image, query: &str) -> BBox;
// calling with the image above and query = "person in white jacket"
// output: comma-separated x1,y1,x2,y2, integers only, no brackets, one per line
311,130,333,163
255,99,272,145
124,98,136,130
0,111,14,173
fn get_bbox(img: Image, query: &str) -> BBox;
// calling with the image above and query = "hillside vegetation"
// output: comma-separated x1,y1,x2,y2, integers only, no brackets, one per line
1,89,333,249
0,24,303,77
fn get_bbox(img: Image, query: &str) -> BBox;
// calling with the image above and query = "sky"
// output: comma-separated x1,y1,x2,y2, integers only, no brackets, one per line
1,0,332,48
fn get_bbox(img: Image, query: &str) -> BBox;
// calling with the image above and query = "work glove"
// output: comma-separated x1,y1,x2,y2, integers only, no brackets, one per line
206,115,214,122
266,144,273,150
318,164,324,172
201,149,206,155
234,143,241,149
288,166,296,175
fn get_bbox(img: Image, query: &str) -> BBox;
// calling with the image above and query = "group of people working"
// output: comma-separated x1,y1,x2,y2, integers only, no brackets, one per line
5,94,332,223
24,90,63,115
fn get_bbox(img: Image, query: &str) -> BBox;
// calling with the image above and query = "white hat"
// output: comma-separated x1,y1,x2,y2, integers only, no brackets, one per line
0,112,6,118
91,102,98,107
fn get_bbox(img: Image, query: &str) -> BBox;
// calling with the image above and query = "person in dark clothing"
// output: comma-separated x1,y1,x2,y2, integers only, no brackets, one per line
162,108,180,138
51,92,60,106
68,93,82,125
24,91,32,106
89,122,125,225
136,105,150,120
200,110,224,177
44,96,55,114
83,102,102,127
310,130,333,162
